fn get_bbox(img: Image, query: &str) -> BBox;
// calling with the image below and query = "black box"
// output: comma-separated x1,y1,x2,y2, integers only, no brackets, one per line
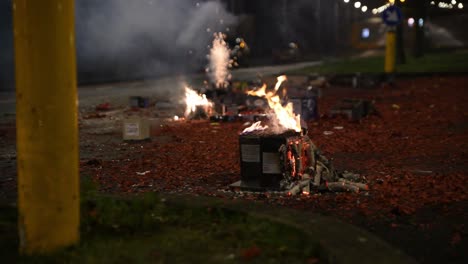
239,131,303,190
290,96,318,122
239,135,262,184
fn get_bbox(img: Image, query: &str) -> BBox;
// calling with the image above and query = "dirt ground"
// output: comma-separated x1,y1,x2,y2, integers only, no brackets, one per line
1,76,467,263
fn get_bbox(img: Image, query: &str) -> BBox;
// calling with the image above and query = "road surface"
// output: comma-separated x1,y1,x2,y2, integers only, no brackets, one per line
0,60,321,116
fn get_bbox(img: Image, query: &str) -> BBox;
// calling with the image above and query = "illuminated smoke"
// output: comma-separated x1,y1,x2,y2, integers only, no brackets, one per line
207,32,231,88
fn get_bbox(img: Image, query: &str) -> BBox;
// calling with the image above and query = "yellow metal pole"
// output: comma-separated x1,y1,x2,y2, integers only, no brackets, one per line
13,0,79,254
384,30,396,73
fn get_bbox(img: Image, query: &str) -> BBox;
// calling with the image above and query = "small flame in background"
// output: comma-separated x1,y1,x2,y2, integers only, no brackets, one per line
242,75,301,134
207,32,232,88
184,85,213,117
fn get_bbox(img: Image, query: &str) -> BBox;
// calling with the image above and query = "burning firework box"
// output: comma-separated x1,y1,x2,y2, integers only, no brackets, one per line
290,96,318,121
239,134,262,185
236,130,312,191
122,117,150,141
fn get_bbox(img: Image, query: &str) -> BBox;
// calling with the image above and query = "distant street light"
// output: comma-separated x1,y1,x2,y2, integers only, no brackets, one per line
361,6,368,12
354,2,361,8
418,18,424,27
343,0,349,3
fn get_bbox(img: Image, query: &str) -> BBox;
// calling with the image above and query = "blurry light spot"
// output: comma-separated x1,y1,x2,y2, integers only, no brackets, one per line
361,5,368,12
354,2,361,8
418,18,424,27
361,28,370,39
344,0,349,3
430,1,435,5
451,0,457,5
407,17,415,27
458,3,464,8
206,28,211,32
372,9,378,14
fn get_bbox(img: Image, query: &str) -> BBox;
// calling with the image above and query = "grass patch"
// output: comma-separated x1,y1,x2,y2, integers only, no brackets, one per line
0,177,322,263
290,50,468,75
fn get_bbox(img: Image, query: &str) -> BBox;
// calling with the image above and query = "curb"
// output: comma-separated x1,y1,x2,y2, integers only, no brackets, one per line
165,195,417,264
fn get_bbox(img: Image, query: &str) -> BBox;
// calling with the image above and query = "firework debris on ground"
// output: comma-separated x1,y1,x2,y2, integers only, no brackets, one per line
0,76,467,263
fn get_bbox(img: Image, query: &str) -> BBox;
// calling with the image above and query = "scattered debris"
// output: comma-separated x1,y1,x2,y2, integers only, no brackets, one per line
136,170,151,176
234,130,367,195
95,102,111,111
330,98,378,122
129,96,150,108
122,117,150,141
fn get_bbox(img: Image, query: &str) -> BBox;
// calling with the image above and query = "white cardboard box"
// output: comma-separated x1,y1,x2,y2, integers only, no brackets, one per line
122,117,150,141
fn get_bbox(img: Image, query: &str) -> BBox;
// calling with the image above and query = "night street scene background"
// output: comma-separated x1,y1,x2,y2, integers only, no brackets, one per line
0,0,467,263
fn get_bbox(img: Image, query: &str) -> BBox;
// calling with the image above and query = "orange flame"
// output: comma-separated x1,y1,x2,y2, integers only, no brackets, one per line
243,75,301,134
184,86,213,117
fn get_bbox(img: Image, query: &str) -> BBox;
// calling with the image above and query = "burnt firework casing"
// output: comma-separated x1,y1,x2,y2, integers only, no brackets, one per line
290,96,318,121
260,135,287,189
239,131,302,190
239,135,262,184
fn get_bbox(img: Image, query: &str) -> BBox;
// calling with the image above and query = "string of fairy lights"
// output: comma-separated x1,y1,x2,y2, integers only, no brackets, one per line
340,0,464,15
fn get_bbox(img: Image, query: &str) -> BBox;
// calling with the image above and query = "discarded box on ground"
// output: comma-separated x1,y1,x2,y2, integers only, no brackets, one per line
122,117,150,141
129,96,150,108
290,96,319,121
330,98,375,122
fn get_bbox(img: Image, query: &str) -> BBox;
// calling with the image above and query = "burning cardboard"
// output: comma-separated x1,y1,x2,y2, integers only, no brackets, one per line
232,75,367,194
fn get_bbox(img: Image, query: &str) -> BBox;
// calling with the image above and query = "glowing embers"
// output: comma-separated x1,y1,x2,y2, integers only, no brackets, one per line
184,85,213,119
242,75,301,135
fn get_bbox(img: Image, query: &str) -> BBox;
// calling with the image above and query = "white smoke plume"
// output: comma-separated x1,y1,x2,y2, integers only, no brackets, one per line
75,0,237,81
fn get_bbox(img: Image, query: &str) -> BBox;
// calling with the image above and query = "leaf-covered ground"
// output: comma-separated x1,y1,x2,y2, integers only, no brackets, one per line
83,76,467,263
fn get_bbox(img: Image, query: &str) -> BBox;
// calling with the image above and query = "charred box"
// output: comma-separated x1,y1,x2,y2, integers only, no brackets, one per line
237,130,314,191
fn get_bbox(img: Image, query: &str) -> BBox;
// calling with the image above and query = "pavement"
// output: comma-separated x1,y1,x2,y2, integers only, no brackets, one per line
0,60,322,116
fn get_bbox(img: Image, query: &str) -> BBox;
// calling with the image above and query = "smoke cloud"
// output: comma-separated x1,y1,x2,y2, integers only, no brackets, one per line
75,0,237,81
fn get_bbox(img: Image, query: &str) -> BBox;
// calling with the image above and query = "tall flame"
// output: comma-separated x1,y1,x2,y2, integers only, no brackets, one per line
243,75,301,134
208,33,231,88
184,86,213,117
